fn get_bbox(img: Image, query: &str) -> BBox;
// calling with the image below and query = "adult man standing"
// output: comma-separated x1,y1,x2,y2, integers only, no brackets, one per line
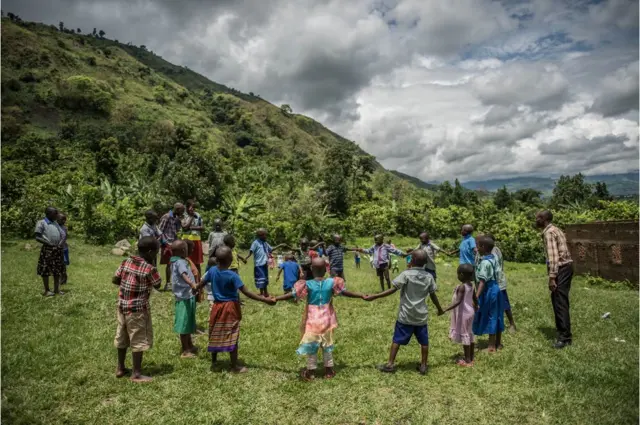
536,210,573,349
158,203,185,291
207,218,227,259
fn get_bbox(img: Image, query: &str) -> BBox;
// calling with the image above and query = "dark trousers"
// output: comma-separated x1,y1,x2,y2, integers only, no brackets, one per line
551,264,573,342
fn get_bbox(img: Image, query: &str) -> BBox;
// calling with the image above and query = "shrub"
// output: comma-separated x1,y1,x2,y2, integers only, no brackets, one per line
56,75,113,115
5,79,21,91
86,56,97,66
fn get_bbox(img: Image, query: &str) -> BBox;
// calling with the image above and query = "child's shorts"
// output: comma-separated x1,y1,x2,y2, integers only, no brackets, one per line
114,310,153,352
376,263,389,276
174,297,197,334
254,265,269,289
393,321,429,346
500,289,511,311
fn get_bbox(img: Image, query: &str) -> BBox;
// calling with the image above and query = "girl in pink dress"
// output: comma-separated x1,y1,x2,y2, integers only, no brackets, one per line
440,264,478,367
276,257,364,381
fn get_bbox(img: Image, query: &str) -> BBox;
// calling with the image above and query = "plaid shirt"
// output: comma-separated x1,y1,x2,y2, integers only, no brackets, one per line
542,224,572,278
158,211,182,243
115,256,162,314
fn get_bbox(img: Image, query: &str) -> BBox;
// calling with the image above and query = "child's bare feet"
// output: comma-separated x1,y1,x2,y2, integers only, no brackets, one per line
180,351,197,359
300,368,314,381
230,366,248,374
324,367,336,379
130,374,153,383
416,364,428,375
497,344,504,350
189,346,199,354
115,368,130,378
43,291,55,297
509,325,517,333
456,359,474,367
377,363,396,373
483,347,497,353
55,291,65,296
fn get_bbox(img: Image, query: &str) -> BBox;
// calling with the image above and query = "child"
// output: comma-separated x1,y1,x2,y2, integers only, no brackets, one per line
360,234,405,291
364,250,443,375
112,236,161,382
276,254,303,293
485,233,516,333
245,228,286,297
139,210,163,267
223,234,246,274
449,224,477,265
354,248,361,269
326,234,352,279
57,213,69,285
170,240,199,358
35,207,65,296
408,232,442,281
276,258,365,381
439,264,478,367
201,246,275,373
472,236,504,352
391,257,399,274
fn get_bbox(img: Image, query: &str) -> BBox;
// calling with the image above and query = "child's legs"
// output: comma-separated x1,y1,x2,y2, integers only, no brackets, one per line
505,309,516,328
463,345,472,363
117,348,127,371
383,269,391,287
53,275,61,293
488,334,496,350
165,264,171,286
470,342,475,361
496,331,502,348
179,334,192,352
322,350,334,368
131,351,144,375
420,345,429,366
389,322,411,365
413,324,429,366
230,348,239,368
42,276,51,292
307,353,318,370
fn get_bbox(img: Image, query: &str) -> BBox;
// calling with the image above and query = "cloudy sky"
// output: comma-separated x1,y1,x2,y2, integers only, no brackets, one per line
6,0,639,182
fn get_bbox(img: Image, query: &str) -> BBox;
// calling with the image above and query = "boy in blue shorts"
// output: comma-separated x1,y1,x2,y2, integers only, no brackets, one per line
364,250,444,375
276,254,303,293
245,228,286,298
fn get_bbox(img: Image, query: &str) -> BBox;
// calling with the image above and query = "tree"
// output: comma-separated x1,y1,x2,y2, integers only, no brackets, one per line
551,173,592,208
494,186,511,209
59,21,64,32
512,188,542,205
92,28,97,36
322,145,353,216
77,28,81,33
280,104,292,117
98,29,105,38
593,181,612,201
451,179,466,206
435,181,453,207
351,154,376,197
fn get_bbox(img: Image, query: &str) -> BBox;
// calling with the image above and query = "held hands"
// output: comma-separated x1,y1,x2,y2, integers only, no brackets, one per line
264,296,277,306
362,294,375,302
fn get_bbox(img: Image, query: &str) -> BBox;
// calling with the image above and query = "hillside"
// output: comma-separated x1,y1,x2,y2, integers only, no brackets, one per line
0,17,430,245
461,173,639,197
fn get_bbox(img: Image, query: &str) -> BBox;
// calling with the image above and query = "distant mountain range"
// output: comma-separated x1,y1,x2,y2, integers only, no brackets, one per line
405,172,638,197
461,172,639,197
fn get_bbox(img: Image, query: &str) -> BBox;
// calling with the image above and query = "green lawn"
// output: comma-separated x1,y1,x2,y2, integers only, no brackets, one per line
2,239,638,425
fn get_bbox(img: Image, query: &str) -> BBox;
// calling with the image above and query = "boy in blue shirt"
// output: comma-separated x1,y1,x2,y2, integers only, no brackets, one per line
276,254,303,293
449,224,477,265
245,228,286,298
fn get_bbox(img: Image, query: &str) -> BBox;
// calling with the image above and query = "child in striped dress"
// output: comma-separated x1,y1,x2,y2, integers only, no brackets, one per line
276,257,365,381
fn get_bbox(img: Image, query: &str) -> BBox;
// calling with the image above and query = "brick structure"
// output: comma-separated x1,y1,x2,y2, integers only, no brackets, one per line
564,220,639,283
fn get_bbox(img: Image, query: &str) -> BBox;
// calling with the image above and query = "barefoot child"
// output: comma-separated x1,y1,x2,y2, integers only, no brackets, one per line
35,207,65,296
201,246,276,373
57,213,69,285
113,236,161,382
276,257,365,381
486,233,516,333
354,248,361,269
472,236,504,352
439,264,478,367
245,228,286,297
364,250,443,375
170,240,199,358
325,234,357,280
407,232,442,281
276,254,303,293
360,234,405,291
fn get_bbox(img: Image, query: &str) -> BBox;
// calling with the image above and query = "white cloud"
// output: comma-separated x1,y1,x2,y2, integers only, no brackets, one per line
3,0,639,182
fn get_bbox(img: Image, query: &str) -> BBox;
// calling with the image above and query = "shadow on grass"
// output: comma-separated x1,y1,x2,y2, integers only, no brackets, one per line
538,326,557,341
145,363,175,376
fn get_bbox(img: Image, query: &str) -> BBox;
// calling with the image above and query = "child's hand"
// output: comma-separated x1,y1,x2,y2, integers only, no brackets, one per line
437,309,445,316
265,296,277,306
363,295,374,302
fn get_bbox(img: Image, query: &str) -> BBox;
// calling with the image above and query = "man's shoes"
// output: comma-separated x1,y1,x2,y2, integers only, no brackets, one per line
553,340,571,349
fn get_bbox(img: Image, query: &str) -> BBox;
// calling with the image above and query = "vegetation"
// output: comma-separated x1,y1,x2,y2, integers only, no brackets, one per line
1,240,638,424
1,18,637,265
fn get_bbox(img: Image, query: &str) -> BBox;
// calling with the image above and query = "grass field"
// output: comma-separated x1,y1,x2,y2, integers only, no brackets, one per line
2,239,638,425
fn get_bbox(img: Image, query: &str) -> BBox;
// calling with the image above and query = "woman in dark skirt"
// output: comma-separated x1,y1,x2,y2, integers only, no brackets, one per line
35,207,66,296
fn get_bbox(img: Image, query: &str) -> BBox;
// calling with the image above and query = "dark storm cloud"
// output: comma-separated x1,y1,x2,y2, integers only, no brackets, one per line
538,134,630,155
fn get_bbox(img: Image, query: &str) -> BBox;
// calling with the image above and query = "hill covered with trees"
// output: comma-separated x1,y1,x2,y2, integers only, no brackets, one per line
1,16,637,263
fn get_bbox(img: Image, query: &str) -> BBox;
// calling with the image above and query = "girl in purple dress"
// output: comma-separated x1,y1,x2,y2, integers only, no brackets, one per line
440,264,478,367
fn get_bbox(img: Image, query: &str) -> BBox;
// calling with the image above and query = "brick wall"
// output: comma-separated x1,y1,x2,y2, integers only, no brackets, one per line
565,221,639,282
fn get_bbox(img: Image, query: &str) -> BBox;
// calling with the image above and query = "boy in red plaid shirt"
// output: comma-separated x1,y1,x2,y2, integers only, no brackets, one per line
113,236,162,383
